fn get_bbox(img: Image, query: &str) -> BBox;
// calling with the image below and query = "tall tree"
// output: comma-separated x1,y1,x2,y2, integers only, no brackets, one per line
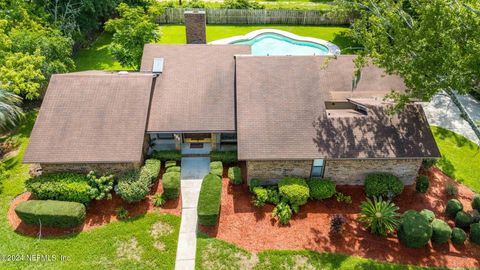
337,0,480,109
0,89,23,133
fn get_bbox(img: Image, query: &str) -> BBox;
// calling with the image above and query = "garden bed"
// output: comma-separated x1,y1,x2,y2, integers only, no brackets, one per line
199,167,480,269
8,168,181,237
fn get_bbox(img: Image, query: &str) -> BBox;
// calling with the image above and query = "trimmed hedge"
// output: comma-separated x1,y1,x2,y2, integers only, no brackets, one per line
472,194,480,211
308,178,336,200
416,175,429,193
470,223,480,245
210,151,237,164
144,159,161,180
451,227,467,245
165,160,177,168
455,211,473,228
364,173,404,198
15,200,86,228
446,199,463,217
209,161,223,177
166,166,181,173
431,219,452,244
398,210,432,248
117,170,150,203
197,174,222,226
163,172,181,199
150,150,181,161
26,173,92,204
420,209,435,223
228,167,242,185
278,177,309,206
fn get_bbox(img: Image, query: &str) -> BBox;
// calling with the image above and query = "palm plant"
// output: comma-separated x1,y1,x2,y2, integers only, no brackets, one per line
358,196,400,237
0,89,23,132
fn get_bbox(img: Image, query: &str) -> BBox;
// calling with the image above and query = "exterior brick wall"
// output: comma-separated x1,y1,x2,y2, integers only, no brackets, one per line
184,11,206,44
246,160,312,184
39,163,141,175
324,159,422,185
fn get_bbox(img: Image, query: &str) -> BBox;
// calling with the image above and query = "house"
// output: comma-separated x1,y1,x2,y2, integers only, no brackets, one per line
23,16,440,185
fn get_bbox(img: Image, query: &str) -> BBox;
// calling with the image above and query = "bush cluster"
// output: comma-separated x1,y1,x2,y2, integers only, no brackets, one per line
15,200,86,228
398,210,432,248
228,166,242,185
150,150,181,161
26,173,92,204
197,174,222,226
431,219,452,244
209,161,223,177
278,177,309,206
364,173,404,198
416,175,429,193
210,151,237,164
308,178,336,200
163,172,181,200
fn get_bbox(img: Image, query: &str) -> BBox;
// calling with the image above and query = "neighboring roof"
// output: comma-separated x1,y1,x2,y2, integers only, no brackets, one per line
23,72,154,164
235,55,440,160
140,44,251,132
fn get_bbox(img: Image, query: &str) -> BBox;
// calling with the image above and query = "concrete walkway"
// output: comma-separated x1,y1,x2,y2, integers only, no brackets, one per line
175,157,210,270
422,94,480,145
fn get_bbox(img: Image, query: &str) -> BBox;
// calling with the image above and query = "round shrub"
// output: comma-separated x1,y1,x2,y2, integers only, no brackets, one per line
420,209,435,223
163,172,181,200
415,175,429,193
278,177,309,206
364,173,404,198
15,200,86,228
470,223,480,245
166,166,181,173
455,211,473,228
451,227,467,245
308,178,336,200
472,194,480,211
445,199,463,217
431,219,452,244
209,161,223,177
398,210,432,248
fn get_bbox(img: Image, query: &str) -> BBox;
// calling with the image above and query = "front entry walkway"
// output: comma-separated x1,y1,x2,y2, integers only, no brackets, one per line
175,157,210,270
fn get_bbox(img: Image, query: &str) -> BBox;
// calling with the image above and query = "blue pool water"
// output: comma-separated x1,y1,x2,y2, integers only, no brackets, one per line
232,33,330,56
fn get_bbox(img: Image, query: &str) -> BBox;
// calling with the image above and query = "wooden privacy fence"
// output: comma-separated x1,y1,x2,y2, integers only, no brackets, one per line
156,8,352,25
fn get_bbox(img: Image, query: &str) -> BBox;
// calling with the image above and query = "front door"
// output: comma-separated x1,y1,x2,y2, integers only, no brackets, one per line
183,133,212,143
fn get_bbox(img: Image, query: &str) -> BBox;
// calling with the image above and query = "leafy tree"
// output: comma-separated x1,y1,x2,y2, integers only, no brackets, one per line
337,0,480,109
221,0,264,9
105,3,160,69
0,89,23,132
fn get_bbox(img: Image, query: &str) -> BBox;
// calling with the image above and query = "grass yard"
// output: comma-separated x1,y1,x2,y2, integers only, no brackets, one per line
73,25,354,71
431,126,480,193
0,112,180,270
196,234,433,270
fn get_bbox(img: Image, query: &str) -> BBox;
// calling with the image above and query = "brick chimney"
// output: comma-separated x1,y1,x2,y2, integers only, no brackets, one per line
184,11,206,44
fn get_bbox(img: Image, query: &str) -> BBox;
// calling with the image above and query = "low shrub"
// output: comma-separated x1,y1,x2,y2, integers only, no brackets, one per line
221,0,264,10
150,150,181,161
116,207,129,220
364,173,404,199
308,178,336,200
422,159,437,169
278,177,309,206
431,219,452,244
398,210,433,248
210,151,237,164
451,227,467,245
358,197,400,236
197,174,222,226
163,172,181,199
166,166,181,173
266,187,280,205
165,160,176,168
209,161,223,177
472,194,480,211
87,171,114,201
470,223,480,245
152,193,167,207
15,200,86,228
471,209,480,223
117,170,151,203
446,184,458,196
26,173,92,204
272,202,292,225
248,179,261,192
455,211,473,228
416,175,429,193
252,187,268,207
420,209,435,223
334,192,352,204
144,159,161,180
446,199,463,217
330,214,346,235
228,167,242,185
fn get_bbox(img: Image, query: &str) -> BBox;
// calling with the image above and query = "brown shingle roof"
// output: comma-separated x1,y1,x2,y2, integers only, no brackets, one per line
236,55,440,160
23,72,154,164
140,44,251,132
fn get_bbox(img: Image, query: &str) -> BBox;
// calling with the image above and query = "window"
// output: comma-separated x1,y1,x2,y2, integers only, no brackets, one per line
311,159,325,178
221,133,237,142
156,133,174,140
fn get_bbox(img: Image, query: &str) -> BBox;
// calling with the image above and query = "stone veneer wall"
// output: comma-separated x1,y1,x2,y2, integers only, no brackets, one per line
324,159,422,185
39,163,141,175
246,160,312,184
184,11,206,44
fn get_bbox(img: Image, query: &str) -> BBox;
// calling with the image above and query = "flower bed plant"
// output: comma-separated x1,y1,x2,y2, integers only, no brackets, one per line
197,174,222,226
15,200,86,228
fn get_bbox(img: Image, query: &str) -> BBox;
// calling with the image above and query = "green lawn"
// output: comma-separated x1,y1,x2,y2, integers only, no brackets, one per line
196,234,436,270
74,25,354,71
0,112,180,270
431,126,480,193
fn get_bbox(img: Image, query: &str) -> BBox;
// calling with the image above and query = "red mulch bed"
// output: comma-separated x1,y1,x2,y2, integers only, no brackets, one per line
199,167,480,269
8,168,181,237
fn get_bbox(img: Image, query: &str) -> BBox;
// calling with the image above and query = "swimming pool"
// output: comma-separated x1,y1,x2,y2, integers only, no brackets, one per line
210,29,340,56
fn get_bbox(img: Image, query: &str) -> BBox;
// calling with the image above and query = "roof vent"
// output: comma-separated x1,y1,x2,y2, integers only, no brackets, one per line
152,58,164,73
118,71,129,75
